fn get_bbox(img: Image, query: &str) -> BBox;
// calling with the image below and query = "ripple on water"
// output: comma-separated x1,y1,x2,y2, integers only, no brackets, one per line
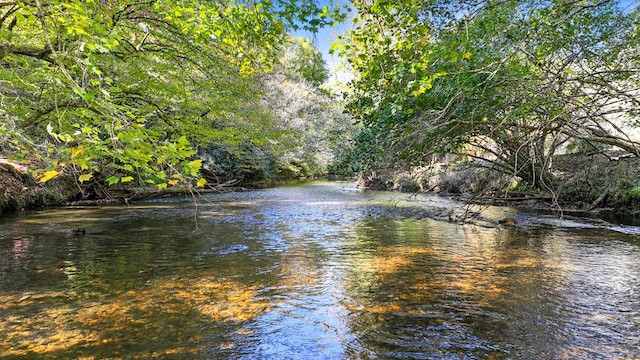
1,181,640,359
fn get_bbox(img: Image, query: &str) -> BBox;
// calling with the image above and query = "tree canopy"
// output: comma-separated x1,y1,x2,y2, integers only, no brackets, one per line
0,0,347,190
275,36,328,86
337,0,640,192
6,0,640,206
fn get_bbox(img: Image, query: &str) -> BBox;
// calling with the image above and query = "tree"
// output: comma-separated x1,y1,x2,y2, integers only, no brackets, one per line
258,72,357,176
337,0,640,193
0,0,347,191
255,35,357,177
275,36,328,86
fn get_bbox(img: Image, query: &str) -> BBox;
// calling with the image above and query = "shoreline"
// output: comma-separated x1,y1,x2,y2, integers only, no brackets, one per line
2,159,639,226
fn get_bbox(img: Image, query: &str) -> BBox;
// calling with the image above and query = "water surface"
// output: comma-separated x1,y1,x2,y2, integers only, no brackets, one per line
1,181,639,359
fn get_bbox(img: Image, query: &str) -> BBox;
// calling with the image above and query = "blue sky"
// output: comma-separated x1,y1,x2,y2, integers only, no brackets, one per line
290,0,354,82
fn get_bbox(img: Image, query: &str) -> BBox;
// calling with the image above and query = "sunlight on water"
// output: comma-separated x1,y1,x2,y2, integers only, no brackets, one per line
1,181,639,359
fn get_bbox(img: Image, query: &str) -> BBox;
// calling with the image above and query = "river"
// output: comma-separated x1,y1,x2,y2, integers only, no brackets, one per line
1,181,639,359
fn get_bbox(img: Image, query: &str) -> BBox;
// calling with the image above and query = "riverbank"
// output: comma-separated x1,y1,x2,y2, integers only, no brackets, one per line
0,157,323,213
359,153,640,218
3,153,640,219
0,159,70,212
0,158,198,212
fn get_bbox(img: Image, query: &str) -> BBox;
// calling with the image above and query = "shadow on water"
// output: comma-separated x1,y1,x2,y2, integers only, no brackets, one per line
1,181,639,359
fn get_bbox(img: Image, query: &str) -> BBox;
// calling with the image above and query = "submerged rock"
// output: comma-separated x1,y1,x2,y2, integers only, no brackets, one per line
68,228,86,236
498,217,518,225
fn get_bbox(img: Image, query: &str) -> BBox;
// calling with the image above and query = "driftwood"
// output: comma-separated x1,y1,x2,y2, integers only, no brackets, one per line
586,186,610,211
0,158,32,182
474,195,554,204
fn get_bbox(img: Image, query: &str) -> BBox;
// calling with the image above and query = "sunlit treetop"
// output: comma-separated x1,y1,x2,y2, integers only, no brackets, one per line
0,0,349,188
336,0,640,190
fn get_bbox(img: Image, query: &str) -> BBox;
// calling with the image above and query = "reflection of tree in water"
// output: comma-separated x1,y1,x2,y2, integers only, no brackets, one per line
0,207,273,358
338,218,579,358
0,236,31,290
11,236,33,262
1,184,639,359
0,273,271,358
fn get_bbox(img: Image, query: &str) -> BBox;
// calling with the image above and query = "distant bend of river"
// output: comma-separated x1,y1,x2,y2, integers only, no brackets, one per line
1,181,639,359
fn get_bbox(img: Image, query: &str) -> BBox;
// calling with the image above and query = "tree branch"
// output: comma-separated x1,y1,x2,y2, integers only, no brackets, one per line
19,100,84,129
0,42,53,63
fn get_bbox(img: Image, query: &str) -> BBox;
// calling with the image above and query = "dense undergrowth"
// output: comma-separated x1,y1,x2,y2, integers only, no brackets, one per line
356,153,640,216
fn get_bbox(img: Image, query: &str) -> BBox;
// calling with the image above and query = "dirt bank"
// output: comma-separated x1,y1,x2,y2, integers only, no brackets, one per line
0,159,71,212
360,153,640,218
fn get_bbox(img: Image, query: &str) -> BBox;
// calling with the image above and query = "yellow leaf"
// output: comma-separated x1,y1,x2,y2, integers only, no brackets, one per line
121,176,134,183
39,170,60,183
78,173,93,183
168,179,179,186
70,145,84,159
462,51,472,59
196,178,207,188
412,83,432,96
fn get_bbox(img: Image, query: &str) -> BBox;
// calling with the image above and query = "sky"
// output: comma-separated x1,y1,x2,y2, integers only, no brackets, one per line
290,0,355,83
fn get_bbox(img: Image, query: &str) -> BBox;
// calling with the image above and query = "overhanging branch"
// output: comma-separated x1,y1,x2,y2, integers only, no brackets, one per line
0,42,53,63
560,128,640,156
19,100,84,129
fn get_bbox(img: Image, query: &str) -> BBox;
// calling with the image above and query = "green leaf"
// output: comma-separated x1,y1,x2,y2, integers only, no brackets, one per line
106,176,120,186
187,159,202,173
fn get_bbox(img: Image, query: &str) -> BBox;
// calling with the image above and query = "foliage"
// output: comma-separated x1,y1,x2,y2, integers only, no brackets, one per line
269,36,354,179
0,0,347,191
337,0,640,192
199,142,278,184
275,36,329,86
259,73,358,177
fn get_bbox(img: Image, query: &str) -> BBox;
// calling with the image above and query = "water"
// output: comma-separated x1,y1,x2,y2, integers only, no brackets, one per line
1,181,639,359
